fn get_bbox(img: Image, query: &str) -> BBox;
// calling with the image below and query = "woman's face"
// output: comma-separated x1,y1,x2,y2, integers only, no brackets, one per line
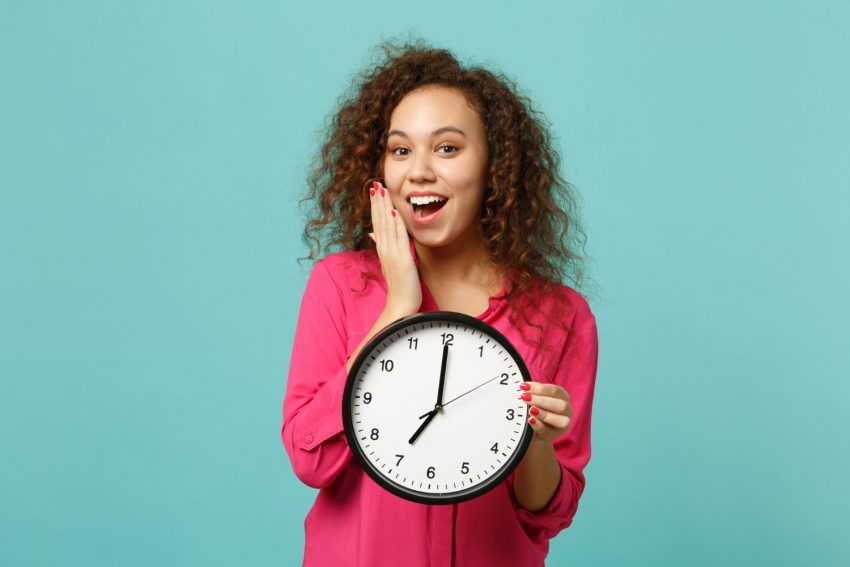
381,85,489,251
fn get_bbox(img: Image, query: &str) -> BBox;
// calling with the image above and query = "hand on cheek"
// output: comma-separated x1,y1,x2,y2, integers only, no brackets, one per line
367,179,422,317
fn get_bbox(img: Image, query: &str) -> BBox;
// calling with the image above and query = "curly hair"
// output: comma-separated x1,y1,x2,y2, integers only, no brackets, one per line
298,37,594,349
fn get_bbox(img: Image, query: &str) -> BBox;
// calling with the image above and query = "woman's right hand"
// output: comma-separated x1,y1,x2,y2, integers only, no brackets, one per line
369,180,422,318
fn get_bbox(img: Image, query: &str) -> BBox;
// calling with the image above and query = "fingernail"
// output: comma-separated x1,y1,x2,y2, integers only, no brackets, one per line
529,417,537,425
368,232,375,240
519,382,530,391
373,181,379,190
391,210,396,217
380,188,385,197
521,393,532,401
370,188,376,197
530,406,540,416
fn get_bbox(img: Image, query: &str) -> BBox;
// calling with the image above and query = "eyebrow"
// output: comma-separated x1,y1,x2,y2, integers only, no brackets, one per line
387,126,467,139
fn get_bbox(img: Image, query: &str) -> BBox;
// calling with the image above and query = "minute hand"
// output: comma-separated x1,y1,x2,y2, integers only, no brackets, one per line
418,374,502,419
436,344,449,407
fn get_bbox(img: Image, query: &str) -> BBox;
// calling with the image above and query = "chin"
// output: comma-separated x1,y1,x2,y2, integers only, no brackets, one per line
413,233,456,250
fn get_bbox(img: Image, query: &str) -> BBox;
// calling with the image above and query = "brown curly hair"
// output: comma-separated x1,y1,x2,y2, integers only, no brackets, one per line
298,37,594,350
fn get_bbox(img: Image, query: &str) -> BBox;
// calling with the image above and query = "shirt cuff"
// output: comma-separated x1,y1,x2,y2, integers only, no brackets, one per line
292,365,349,451
508,464,576,540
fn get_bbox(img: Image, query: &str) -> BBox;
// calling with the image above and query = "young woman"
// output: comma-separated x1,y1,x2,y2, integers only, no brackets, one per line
282,40,599,566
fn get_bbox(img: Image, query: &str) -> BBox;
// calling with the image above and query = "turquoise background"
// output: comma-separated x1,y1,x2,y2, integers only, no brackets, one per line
2,1,848,565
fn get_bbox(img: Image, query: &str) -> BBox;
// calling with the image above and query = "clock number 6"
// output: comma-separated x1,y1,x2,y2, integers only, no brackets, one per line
427,466,435,479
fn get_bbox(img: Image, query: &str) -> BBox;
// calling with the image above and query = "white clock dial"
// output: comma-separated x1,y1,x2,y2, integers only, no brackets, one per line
343,312,533,504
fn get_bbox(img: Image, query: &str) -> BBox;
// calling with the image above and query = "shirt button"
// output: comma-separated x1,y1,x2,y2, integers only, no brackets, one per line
305,434,313,444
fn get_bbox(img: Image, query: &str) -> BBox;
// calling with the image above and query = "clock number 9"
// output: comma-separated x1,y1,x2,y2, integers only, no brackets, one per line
380,359,394,372
427,466,435,479
363,392,372,404
440,333,454,346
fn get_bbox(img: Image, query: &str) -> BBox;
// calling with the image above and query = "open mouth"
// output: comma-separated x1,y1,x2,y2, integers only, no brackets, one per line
410,196,449,218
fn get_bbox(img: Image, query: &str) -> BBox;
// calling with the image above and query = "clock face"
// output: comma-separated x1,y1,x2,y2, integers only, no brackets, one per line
343,311,533,504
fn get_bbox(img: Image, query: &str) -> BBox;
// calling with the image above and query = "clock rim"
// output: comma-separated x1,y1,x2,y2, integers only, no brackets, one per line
342,310,534,505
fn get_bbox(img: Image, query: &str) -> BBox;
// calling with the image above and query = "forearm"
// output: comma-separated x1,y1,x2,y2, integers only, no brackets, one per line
345,307,411,374
513,439,562,511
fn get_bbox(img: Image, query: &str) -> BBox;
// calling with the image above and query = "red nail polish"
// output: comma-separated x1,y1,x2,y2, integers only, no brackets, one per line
380,188,385,197
519,382,530,391
529,417,536,425
370,188,376,197
530,406,539,416
373,181,379,190
521,393,532,401
391,210,396,217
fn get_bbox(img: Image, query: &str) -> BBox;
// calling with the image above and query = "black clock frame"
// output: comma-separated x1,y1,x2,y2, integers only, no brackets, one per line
342,310,534,505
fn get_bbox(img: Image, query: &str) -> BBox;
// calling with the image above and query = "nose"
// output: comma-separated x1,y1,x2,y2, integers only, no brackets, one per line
406,148,437,184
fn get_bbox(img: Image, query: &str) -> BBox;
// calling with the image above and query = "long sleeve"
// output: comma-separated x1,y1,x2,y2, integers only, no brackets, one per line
281,257,354,489
507,296,599,542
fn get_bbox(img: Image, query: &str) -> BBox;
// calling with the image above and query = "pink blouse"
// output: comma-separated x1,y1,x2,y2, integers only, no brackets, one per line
281,243,599,566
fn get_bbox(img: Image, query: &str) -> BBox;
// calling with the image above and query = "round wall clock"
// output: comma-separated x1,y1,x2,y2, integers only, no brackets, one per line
342,311,533,505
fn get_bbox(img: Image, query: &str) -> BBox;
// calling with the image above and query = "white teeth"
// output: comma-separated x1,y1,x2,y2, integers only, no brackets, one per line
409,195,448,205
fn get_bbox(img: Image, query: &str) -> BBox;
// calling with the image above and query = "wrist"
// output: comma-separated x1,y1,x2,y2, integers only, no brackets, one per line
382,303,418,321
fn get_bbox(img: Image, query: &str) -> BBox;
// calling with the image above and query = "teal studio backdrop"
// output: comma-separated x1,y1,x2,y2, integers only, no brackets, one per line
1,1,848,565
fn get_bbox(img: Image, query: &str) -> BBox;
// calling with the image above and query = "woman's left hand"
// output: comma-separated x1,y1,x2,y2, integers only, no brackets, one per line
520,382,573,444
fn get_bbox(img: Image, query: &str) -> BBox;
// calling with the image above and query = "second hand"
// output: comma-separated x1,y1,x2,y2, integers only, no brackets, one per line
418,374,502,419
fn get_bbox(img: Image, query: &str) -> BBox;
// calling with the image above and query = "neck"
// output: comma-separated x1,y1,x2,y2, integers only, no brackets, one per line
413,227,503,290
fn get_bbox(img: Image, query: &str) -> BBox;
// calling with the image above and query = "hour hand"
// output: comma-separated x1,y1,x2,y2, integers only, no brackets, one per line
409,408,438,444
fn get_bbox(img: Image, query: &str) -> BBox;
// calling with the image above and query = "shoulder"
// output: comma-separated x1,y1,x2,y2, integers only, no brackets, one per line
311,249,380,290
533,280,595,329
315,249,377,272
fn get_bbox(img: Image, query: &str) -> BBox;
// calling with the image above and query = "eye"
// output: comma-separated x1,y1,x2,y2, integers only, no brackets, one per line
390,146,410,156
437,144,458,154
